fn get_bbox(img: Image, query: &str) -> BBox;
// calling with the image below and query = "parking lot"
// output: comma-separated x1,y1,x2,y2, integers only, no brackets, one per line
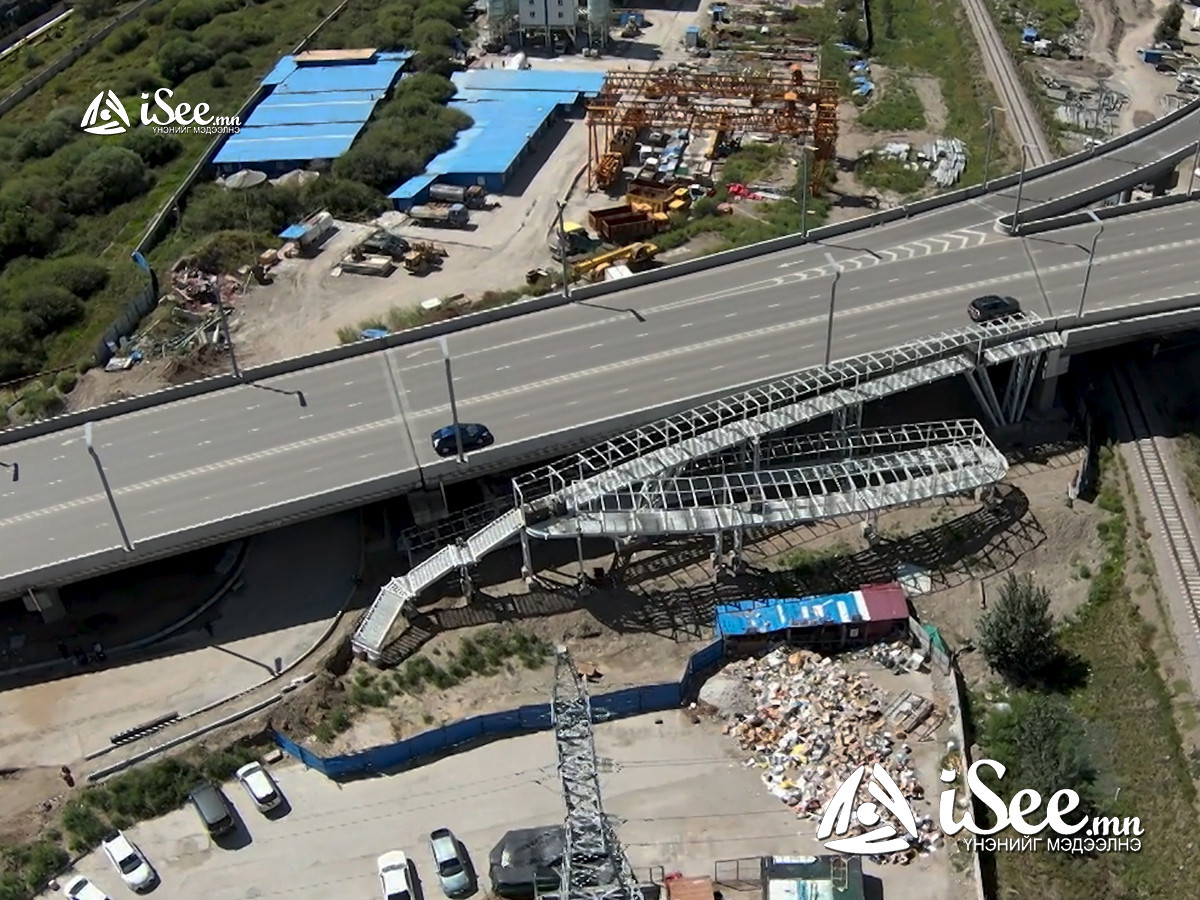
48,711,958,900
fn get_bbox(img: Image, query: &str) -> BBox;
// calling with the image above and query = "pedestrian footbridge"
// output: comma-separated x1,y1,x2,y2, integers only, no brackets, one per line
351,314,1059,659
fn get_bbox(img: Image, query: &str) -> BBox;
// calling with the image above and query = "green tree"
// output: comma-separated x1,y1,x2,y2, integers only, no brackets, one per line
157,38,216,85
1155,2,1184,42
983,692,1094,812
65,147,151,215
978,573,1061,686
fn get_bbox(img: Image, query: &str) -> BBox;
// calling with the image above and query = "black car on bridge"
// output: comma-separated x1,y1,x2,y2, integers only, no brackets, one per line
969,294,1022,323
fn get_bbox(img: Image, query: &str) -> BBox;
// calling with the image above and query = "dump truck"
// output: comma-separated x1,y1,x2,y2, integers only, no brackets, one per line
408,203,469,228
588,205,659,244
428,183,487,209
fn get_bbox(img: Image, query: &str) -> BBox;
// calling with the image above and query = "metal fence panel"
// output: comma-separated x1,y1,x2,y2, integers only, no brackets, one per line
272,729,330,775
593,687,643,718
404,728,450,759
444,717,485,748
518,703,553,729
481,708,523,733
639,683,680,709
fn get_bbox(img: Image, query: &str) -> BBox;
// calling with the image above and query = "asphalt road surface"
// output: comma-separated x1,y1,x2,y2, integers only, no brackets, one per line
3,167,1200,593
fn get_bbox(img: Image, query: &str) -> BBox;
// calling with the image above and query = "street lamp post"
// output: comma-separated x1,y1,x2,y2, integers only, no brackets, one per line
983,106,1004,188
0,461,16,482
554,200,572,299
438,338,465,464
1076,210,1104,320
824,252,841,367
214,299,242,380
83,423,134,552
1010,143,1034,237
800,144,817,239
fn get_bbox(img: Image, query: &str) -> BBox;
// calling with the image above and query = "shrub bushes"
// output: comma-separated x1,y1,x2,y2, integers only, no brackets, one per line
65,146,152,215
157,38,216,85
11,119,74,161
105,22,147,56
122,128,184,167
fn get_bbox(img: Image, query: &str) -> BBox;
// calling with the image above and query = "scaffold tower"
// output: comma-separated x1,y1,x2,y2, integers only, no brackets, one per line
543,646,642,900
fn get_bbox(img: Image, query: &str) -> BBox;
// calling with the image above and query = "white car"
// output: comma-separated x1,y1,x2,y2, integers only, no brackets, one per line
62,875,111,900
100,830,157,892
235,761,283,812
378,850,413,900
428,828,472,896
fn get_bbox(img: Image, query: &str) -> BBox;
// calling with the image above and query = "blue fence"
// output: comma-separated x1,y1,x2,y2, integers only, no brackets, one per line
274,639,726,778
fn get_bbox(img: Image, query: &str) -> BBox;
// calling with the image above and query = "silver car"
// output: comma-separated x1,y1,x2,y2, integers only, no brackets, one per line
428,828,472,896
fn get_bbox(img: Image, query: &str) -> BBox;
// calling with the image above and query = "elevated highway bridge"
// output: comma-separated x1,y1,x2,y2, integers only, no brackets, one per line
4,104,1200,609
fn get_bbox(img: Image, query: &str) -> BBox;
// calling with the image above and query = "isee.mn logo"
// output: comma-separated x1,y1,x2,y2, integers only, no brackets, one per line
815,760,1144,856
81,88,239,136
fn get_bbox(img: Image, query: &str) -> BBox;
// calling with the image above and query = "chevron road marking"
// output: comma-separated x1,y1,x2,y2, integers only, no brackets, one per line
776,227,997,280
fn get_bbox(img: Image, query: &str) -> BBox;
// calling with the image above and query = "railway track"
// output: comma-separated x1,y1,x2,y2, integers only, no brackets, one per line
958,0,1053,166
1109,363,1200,643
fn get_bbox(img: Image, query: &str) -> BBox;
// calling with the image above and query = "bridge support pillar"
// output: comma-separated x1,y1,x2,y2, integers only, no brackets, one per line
965,367,1005,428
520,528,533,584
25,587,65,624
1033,349,1069,413
1001,352,1045,424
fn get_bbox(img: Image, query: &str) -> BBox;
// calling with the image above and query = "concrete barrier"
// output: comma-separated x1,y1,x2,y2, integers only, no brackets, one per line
1015,191,1195,236
998,143,1198,233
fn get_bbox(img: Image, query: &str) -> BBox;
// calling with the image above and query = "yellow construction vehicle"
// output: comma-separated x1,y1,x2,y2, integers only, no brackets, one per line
403,242,447,275
571,242,659,282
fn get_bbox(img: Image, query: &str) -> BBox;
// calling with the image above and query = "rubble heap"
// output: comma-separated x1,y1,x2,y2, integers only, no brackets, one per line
715,645,943,862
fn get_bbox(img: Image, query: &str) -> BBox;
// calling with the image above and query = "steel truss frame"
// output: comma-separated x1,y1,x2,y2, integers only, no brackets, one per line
543,646,641,900
513,314,1050,507
352,325,1061,658
526,420,1006,537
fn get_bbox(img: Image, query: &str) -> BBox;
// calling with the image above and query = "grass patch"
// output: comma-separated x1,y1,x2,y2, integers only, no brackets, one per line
869,0,1013,185
393,628,553,693
983,445,1200,898
857,76,927,131
854,156,929,196
1175,433,1200,501
995,0,1079,40
0,742,262,894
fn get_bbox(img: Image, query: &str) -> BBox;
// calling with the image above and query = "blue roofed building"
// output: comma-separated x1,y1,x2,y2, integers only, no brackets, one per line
715,584,909,650
212,48,413,176
389,68,606,208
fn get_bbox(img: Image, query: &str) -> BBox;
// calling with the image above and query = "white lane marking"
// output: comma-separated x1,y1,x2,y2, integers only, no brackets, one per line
725,312,738,318
757,353,771,360
614,388,630,394
299,414,314,420
198,440,211,447
711,364,726,372
886,323,901,329
545,353,557,359
590,344,604,349
148,453,163,459
249,428,260,433
246,405,260,411
680,323,693,328
347,402,363,409
358,453,375,460
496,365,510,371
344,381,355,386
767,303,781,308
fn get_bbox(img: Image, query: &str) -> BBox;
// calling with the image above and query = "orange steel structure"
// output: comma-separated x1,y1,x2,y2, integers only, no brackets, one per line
585,66,839,193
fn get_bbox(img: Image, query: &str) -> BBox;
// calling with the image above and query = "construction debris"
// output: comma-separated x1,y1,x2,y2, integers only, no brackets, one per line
710,645,945,863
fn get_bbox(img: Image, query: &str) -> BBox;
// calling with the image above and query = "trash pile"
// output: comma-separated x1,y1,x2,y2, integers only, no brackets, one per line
706,646,945,862
171,266,243,313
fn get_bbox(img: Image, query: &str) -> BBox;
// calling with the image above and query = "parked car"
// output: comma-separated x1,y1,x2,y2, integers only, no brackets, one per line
968,294,1021,323
100,830,157,892
188,782,236,837
235,761,283,813
428,828,472,896
378,851,413,900
431,423,494,458
62,876,111,900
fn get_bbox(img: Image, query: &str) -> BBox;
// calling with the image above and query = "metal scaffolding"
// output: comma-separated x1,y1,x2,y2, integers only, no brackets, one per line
585,67,838,192
527,420,1007,537
351,323,1061,660
543,646,641,900
513,314,1052,507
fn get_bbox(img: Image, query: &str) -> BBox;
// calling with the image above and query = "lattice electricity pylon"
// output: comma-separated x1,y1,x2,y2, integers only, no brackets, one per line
513,315,1053,509
526,420,1007,538
543,646,642,900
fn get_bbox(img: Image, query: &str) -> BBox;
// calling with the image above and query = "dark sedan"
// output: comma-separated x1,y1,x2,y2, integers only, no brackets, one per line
431,423,494,457
968,294,1021,322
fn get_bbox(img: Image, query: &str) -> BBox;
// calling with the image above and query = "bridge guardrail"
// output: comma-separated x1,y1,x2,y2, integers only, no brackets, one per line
5,99,1200,449
1015,190,1194,236
998,144,1199,233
